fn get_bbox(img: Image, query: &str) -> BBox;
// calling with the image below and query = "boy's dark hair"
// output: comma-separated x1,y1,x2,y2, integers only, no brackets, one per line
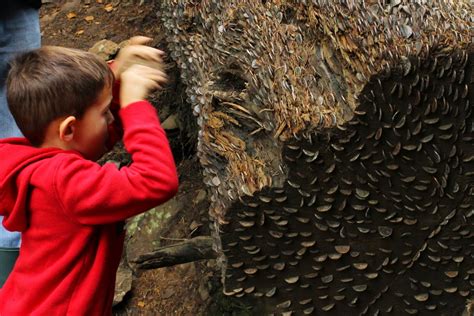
6,46,114,146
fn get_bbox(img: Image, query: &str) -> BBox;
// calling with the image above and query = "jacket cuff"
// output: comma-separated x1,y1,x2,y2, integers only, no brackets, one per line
119,101,161,129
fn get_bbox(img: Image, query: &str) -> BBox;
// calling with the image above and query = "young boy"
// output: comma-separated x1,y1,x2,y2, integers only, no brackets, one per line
0,43,178,314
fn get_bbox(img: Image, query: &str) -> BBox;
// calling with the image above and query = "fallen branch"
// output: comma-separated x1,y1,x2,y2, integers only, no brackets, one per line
133,236,217,269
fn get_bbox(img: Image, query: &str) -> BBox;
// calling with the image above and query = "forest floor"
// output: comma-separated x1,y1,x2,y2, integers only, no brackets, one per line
39,1,246,315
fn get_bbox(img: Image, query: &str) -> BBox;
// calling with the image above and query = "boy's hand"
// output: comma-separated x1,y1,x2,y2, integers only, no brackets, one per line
120,64,167,108
113,36,165,78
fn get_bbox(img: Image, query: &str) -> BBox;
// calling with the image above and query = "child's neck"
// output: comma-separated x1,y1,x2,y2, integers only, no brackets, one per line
39,120,69,151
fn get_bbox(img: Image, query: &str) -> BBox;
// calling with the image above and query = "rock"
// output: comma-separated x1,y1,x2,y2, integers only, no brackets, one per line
113,265,133,306
40,12,58,27
125,198,181,265
59,0,81,13
88,39,119,61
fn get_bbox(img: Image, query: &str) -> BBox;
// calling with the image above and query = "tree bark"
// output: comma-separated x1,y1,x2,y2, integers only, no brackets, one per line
160,1,473,314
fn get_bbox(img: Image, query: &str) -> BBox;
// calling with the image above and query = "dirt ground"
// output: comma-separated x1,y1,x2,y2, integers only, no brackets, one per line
41,0,162,50
39,1,237,315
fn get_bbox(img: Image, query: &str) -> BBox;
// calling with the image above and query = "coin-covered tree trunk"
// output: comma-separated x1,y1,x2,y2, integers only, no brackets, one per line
159,1,473,315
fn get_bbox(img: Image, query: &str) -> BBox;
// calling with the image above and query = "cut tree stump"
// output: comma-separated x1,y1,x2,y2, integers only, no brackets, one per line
159,1,473,315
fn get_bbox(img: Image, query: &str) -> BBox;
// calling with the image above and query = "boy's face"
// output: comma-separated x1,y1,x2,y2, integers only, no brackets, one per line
73,84,114,161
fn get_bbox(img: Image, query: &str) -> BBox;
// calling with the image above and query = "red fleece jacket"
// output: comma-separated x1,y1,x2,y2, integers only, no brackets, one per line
0,101,178,315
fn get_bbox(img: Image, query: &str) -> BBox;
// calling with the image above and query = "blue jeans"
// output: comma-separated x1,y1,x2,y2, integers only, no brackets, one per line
0,2,40,248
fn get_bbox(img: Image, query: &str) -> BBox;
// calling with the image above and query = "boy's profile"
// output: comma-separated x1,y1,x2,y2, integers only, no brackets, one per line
0,40,178,314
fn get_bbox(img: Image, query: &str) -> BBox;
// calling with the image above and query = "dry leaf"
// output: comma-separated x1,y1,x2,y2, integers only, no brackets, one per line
96,0,103,3
84,15,94,22
66,12,77,19
104,4,113,12
75,30,84,35
137,301,145,308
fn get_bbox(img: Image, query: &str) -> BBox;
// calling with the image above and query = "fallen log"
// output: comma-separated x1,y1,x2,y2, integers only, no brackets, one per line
133,236,217,269
160,0,473,314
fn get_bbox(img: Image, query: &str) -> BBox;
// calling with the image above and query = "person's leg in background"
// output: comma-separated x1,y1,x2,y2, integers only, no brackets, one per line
0,0,40,287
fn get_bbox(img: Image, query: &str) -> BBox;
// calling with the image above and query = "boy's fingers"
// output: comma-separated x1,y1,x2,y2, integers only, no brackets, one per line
138,64,167,78
129,36,152,45
127,65,168,83
154,75,168,84
147,72,168,84
151,69,167,78
151,82,162,90
129,46,165,61
146,74,168,85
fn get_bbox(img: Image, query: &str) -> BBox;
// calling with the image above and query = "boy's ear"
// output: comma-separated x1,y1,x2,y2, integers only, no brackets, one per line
58,116,77,142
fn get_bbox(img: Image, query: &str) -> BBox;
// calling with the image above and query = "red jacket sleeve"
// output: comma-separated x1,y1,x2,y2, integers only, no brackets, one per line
52,101,179,225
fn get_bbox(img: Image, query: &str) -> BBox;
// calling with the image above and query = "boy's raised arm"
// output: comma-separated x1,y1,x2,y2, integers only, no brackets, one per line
51,64,177,225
